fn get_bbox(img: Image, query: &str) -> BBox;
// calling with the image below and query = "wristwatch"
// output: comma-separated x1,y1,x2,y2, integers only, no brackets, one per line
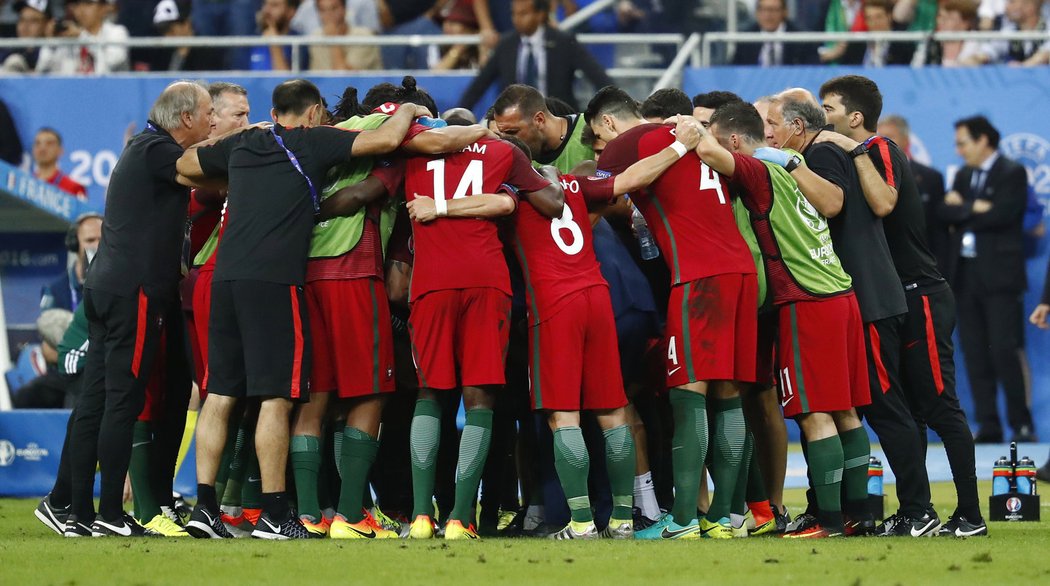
785,154,802,173
848,143,869,159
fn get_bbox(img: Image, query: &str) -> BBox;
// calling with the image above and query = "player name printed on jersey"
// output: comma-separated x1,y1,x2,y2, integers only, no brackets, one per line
405,138,550,300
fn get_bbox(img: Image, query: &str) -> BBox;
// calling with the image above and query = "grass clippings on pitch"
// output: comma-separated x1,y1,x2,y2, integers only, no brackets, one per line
0,481,1047,586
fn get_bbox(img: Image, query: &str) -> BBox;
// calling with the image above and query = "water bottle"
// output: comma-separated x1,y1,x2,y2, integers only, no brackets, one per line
632,208,660,261
1016,456,1037,495
993,456,1013,496
867,456,883,496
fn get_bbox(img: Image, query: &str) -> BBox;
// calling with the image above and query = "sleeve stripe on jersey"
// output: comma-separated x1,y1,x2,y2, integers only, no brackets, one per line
870,136,895,188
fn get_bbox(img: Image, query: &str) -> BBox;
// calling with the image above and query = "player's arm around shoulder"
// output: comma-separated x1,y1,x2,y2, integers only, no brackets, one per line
351,103,431,156
404,124,498,154
614,116,703,194
407,192,517,223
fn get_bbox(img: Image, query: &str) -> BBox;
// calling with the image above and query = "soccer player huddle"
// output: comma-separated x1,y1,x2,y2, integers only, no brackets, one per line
34,73,986,542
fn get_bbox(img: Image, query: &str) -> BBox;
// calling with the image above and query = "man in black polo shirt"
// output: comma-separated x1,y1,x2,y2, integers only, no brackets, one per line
63,81,214,537
818,75,986,537
764,89,923,537
176,79,425,540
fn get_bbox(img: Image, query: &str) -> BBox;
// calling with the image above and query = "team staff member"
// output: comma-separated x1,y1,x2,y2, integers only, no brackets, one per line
763,90,919,536
818,75,985,538
176,79,425,540
591,87,758,540
63,81,213,537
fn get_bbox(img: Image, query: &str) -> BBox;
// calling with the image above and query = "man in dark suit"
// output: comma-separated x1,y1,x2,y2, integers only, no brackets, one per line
840,0,917,66
878,115,952,275
940,115,1036,443
731,0,818,66
458,0,613,111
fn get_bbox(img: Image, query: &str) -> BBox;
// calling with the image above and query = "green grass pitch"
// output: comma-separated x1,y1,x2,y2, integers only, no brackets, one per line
0,481,1046,585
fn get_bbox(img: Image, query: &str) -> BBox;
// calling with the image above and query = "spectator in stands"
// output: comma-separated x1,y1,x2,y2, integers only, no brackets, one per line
732,0,817,66
431,0,481,70
878,114,952,276
376,0,443,69
251,0,304,70
1,0,51,72
894,0,940,31
459,0,613,111
152,0,224,71
818,0,864,63
0,97,21,165
32,127,86,199
41,212,102,312
37,0,129,73
915,0,985,66
972,0,1050,65
11,308,75,409
840,0,917,65
190,0,261,69
291,0,382,34
307,0,381,70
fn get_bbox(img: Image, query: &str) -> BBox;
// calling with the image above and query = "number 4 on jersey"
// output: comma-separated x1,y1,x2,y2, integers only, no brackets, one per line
699,162,726,204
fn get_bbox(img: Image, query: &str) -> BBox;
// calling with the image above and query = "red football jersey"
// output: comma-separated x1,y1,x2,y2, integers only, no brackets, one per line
512,174,612,324
405,138,550,299
598,123,755,284
45,170,87,200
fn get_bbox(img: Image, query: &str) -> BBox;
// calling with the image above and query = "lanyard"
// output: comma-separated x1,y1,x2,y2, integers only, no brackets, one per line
269,127,320,220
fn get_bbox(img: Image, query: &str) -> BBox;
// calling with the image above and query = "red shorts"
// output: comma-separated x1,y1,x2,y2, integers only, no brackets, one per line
193,267,214,397
528,286,626,411
306,278,395,398
777,293,870,418
664,273,758,387
755,311,777,387
408,288,511,390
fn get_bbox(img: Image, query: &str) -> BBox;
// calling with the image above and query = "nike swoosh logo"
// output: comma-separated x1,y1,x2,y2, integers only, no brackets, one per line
667,367,682,377
132,441,151,448
904,340,920,349
261,518,282,534
97,520,132,536
349,525,377,538
910,520,936,537
661,525,696,538
247,477,261,483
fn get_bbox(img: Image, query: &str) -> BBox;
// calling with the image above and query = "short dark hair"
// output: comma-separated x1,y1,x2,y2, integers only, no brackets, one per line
272,79,322,116
363,76,438,118
493,84,549,118
955,115,1000,149
580,124,596,148
502,134,533,160
641,88,693,119
585,85,641,124
819,75,883,132
709,102,765,145
36,126,62,145
691,90,744,110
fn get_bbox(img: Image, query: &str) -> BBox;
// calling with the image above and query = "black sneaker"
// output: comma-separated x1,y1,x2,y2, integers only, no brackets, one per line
251,511,315,540
90,513,156,537
35,494,70,535
938,515,988,537
877,511,941,537
186,504,233,539
63,516,93,538
785,511,818,534
844,515,875,537
774,505,792,534
633,507,658,531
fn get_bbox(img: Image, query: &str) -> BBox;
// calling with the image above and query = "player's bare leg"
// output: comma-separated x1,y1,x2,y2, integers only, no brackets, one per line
743,385,787,514
195,394,237,486
624,400,660,522
255,397,294,523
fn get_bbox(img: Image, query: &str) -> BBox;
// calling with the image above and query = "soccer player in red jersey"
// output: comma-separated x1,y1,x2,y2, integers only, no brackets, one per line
402,134,563,540
589,86,758,539
409,122,703,540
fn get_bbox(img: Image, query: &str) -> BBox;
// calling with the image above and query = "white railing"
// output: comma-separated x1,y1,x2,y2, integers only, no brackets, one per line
702,30,1050,67
653,33,702,91
0,32,687,77
560,0,617,31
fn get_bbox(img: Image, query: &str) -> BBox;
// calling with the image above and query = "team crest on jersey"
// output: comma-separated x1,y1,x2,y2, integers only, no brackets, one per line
794,191,827,232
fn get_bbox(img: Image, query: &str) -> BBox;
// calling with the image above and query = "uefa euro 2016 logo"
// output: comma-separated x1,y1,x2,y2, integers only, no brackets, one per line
1002,133,1050,207
1006,497,1023,513
0,440,15,466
